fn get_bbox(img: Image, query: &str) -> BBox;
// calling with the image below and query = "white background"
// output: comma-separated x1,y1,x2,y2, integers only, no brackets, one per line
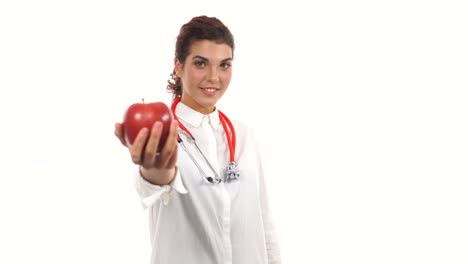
1,0,467,263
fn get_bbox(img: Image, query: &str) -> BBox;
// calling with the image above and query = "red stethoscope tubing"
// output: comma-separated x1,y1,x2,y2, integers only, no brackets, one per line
170,97,236,163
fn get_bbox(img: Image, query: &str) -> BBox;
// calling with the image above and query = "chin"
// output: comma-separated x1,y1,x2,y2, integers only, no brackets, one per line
197,98,218,112
198,96,218,105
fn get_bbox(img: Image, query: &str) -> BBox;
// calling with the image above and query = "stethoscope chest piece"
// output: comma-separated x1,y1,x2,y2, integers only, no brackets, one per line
225,162,240,182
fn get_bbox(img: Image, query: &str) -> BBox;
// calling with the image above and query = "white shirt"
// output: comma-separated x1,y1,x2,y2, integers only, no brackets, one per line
135,102,281,264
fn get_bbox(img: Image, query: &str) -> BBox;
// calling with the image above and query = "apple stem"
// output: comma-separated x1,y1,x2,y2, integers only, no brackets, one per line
142,98,145,104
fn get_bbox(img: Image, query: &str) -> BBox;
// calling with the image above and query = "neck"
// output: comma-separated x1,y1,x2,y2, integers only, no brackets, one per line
194,107,215,115
180,96,215,115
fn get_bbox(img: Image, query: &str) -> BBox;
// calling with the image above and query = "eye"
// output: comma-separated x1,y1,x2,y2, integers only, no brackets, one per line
220,62,231,70
194,61,206,68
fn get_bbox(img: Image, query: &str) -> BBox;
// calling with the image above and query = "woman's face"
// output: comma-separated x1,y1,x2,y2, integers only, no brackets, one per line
175,40,233,114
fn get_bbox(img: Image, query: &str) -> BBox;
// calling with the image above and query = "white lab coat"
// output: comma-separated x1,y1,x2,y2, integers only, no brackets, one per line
135,102,281,264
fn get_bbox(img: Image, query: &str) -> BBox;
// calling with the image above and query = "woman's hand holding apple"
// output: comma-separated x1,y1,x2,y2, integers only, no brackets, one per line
114,120,179,185
114,101,179,186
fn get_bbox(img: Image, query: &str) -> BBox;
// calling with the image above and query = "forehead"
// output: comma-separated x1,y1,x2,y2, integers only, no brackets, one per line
188,40,233,60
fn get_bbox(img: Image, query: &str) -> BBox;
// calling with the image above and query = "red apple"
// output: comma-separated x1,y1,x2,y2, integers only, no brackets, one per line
122,99,173,151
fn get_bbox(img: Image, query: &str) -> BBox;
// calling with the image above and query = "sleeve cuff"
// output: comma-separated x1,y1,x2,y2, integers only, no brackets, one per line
134,166,187,209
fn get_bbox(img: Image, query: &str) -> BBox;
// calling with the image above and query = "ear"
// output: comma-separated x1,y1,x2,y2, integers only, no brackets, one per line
174,58,183,77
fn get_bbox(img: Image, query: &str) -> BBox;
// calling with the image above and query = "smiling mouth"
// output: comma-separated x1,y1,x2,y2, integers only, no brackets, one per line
201,87,219,93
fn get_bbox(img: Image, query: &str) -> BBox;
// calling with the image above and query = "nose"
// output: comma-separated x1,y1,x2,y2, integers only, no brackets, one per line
207,66,219,82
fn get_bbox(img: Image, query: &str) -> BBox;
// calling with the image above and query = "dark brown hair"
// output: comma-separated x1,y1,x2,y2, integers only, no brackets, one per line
166,16,235,98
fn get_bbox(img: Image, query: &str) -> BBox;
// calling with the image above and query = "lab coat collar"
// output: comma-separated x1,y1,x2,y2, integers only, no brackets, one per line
175,102,220,129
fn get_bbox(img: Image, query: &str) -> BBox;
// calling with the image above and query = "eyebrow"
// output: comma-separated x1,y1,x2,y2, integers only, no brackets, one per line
192,55,233,62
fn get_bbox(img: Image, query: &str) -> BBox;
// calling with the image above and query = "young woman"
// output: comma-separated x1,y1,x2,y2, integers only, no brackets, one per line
115,15,281,264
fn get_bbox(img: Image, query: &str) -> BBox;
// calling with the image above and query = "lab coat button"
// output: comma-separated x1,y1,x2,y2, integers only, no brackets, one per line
161,190,170,206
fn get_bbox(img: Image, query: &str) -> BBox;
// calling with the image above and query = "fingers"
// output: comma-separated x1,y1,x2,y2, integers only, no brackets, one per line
157,120,179,168
141,122,164,167
128,120,179,169
128,127,150,164
114,123,127,146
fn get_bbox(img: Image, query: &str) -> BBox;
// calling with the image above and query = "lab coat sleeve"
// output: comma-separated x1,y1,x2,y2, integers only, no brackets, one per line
258,150,282,263
134,166,187,209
